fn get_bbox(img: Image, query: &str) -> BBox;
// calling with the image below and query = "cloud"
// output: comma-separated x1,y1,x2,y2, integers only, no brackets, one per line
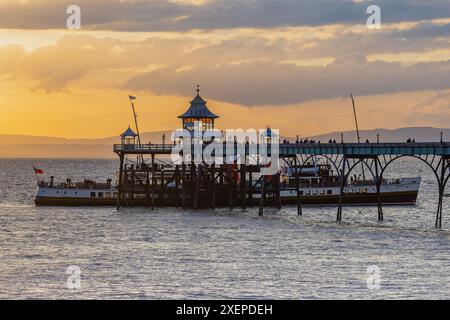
0,0,449,31
125,54,450,105
1,18,449,106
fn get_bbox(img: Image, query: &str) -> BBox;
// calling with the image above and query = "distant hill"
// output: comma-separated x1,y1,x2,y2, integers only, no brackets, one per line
1,127,450,158
0,131,171,146
0,131,171,158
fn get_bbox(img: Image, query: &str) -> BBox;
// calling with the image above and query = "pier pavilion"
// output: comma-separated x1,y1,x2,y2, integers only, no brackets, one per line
178,85,219,133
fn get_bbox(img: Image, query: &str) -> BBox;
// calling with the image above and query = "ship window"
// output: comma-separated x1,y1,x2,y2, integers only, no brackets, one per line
75,192,78,195
98,192,104,198
327,190,332,195
306,191,311,195
299,190,304,195
90,192,96,198
320,190,325,195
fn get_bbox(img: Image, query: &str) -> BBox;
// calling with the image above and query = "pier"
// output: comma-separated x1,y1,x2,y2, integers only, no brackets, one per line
113,89,450,228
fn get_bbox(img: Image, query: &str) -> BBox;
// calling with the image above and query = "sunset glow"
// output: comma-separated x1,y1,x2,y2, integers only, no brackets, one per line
0,1,449,139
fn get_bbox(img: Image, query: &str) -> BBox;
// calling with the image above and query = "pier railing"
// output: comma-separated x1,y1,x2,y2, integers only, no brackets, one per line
114,144,174,154
114,142,450,156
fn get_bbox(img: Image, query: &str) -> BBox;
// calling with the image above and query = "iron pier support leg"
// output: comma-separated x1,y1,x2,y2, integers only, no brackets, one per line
194,164,199,210
294,156,302,216
211,164,216,209
228,181,234,210
276,173,281,210
145,169,150,209
240,164,247,210
436,185,443,229
151,154,155,210
175,165,180,207
116,154,124,210
337,157,347,222
181,163,186,210
436,158,446,228
374,157,383,221
259,177,266,217
190,162,195,209
248,171,253,206
130,165,135,203
160,168,165,207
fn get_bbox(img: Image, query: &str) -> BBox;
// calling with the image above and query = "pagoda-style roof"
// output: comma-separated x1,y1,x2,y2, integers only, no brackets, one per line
121,126,137,137
178,88,219,119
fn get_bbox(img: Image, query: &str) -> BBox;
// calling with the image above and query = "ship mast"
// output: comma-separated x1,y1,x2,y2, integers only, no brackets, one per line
129,95,144,164
351,94,366,180
351,95,361,144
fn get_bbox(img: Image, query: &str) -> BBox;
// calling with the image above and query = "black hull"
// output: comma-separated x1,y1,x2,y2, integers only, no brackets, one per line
35,191,418,207
278,191,418,206
35,197,116,206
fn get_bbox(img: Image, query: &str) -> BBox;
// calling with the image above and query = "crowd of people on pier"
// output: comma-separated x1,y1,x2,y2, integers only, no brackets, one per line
281,137,418,144
281,138,342,144
157,134,420,146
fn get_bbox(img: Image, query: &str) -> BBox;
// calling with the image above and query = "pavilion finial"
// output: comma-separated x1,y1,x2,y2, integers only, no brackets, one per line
196,84,201,96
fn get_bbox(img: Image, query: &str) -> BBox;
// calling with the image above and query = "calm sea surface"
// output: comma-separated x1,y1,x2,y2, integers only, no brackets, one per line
0,158,450,299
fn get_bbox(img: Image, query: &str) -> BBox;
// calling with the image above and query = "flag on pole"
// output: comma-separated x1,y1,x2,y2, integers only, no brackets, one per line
129,95,136,100
33,167,44,175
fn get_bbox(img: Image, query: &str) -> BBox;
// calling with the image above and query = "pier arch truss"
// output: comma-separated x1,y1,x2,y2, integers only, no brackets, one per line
280,143,450,228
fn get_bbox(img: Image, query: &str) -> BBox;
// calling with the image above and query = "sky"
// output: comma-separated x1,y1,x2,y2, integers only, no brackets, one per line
0,0,449,139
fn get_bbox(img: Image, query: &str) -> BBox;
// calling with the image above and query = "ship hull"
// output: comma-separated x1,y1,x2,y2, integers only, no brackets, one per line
277,191,418,206
35,190,418,207
35,196,117,206
35,177,420,207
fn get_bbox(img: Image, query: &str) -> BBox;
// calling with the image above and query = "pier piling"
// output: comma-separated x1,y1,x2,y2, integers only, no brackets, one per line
116,154,125,210
181,163,186,210
374,157,383,221
337,158,347,222
211,164,216,209
259,177,266,217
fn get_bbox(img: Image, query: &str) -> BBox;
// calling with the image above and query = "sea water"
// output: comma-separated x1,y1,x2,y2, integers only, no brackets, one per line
0,158,449,299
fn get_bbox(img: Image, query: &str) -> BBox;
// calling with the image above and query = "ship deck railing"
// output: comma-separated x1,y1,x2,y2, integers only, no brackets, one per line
38,181,112,189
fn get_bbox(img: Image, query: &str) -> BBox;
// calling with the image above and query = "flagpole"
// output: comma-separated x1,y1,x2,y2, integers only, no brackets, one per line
129,95,144,164
32,166,40,184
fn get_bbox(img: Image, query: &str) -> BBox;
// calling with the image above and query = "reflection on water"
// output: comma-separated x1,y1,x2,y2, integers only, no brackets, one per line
0,158,449,299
